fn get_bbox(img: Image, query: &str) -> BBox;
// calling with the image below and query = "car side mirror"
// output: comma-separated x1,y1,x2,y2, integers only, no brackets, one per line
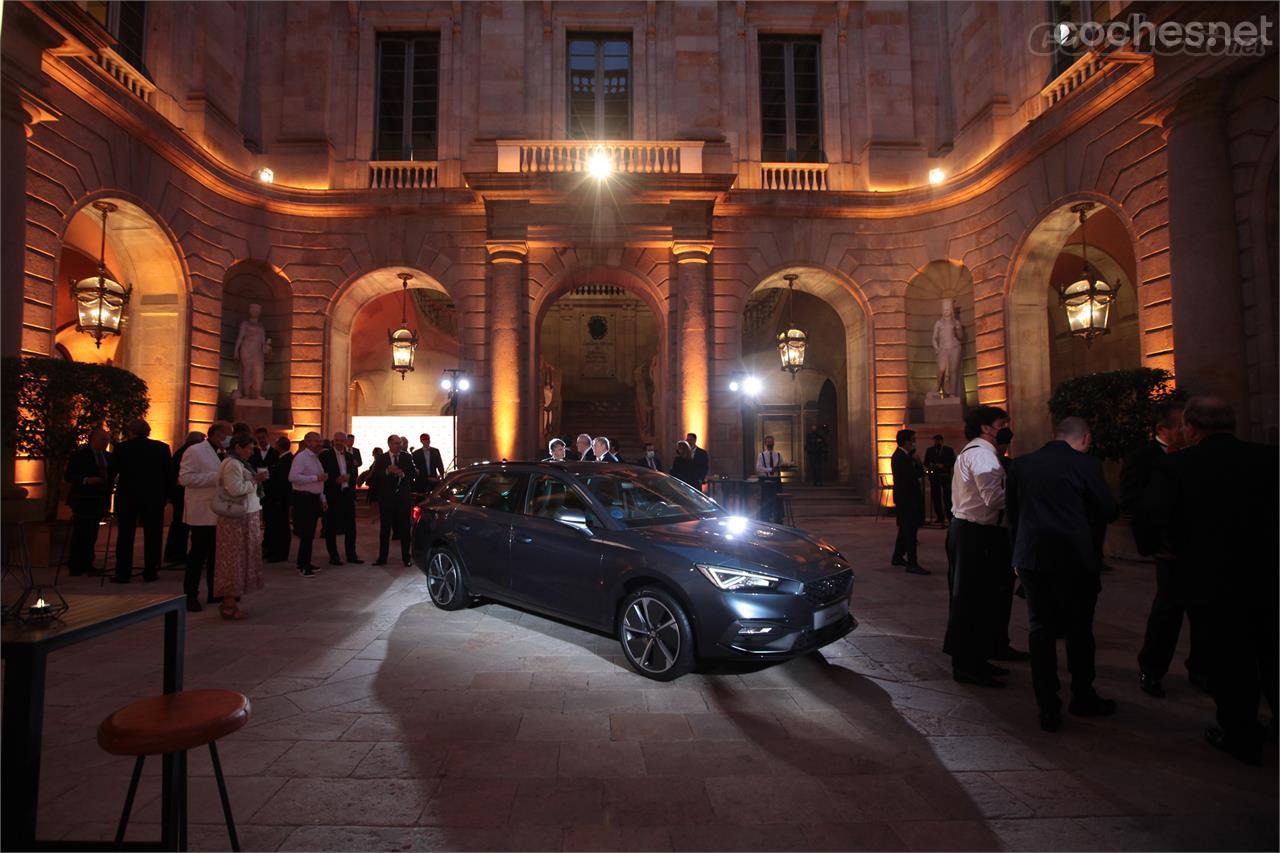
554,507,593,535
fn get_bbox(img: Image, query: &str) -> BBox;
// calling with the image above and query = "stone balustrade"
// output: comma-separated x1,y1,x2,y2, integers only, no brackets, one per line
496,140,704,174
368,161,440,189
760,162,829,191
1041,52,1107,110
94,46,155,106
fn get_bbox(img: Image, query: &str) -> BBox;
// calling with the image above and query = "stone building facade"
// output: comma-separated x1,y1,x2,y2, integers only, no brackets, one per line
3,1,1276,498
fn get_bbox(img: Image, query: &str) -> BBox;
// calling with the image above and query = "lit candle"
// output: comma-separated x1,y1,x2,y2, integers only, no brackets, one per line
28,597,54,622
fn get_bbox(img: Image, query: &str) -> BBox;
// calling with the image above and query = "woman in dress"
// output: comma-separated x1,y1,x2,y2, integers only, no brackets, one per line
669,440,696,486
214,433,268,619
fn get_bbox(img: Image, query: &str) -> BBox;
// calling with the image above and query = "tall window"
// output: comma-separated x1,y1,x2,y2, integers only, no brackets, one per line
374,32,440,161
86,1,148,73
1047,0,1084,79
759,36,823,163
567,34,632,139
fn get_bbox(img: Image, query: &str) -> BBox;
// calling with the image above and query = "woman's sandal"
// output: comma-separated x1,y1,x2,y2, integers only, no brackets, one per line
219,606,248,620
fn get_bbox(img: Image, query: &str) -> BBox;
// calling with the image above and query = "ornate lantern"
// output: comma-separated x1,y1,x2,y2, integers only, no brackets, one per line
73,201,132,348
776,273,807,376
1059,202,1118,343
388,272,418,378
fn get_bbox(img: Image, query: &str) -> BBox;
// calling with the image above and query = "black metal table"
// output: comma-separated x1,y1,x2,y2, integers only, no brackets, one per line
2,593,186,851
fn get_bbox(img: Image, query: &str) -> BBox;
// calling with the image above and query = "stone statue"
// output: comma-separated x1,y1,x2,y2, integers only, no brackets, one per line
932,298,963,399
234,303,272,400
543,379,555,439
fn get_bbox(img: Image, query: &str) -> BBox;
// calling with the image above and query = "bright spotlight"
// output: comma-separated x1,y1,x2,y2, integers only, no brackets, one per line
441,377,453,391
254,167,274,184
742,376,763,396
729,380,740,392
724,516,749,536
928,167,945,185
587,149,613,180
457,377,471,392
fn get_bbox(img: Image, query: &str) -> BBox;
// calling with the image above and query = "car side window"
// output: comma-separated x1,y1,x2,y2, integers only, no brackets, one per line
468,472,532,514
526,475,600,526
440,473,481,502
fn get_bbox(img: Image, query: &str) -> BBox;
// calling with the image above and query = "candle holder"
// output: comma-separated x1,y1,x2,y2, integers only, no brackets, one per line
13,587,69,626
3,520,73,627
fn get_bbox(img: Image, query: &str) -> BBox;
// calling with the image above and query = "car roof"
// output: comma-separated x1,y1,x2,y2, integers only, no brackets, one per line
458,461,640,476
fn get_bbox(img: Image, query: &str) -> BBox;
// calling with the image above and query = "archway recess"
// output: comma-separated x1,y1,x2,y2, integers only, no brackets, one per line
56,197,190,449
740,266,873,490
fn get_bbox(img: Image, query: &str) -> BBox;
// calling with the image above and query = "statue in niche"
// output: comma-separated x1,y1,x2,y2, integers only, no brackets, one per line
932,298,964,399
233,303,272,400
543,378,555,440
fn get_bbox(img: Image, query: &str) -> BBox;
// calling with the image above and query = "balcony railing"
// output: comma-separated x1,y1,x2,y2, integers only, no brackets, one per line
93,46,155,106
761,162,829,191
497,140,704,175
1035,49,1148,119
368,161,439,189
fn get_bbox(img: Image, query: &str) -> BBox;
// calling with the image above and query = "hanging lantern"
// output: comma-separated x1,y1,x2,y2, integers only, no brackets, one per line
388,272,418,378
73,201,132,348
777,273,807,376
1059,202,1118,344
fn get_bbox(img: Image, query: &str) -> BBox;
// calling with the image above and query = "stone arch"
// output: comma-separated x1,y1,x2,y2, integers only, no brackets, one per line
530,264,670,460
54,193,191,449
1005,194,1142,449
740,264,874,491
324,266,455,433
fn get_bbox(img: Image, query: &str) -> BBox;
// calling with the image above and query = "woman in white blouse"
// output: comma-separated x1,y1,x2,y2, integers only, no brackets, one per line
214,433,269,619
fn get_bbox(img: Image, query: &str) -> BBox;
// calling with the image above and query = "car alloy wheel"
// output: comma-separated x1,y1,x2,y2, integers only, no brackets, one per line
426,548,469,611
619,587,695,680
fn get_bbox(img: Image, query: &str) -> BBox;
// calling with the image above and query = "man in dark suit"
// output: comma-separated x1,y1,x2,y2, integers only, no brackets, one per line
347,434,363,471
262,436,293,562
924,434,956,523
891,429,928,574
570,434,593,462
687,432,709,490
804,424,827,486
163,431,204,565
371,434,418,566
109,419,171,583
250,427,278,470
1141,396,1278,765
1007,416,1119,732
638,442,662,471
64,427,114,575
411,432,445,492
320,431,362,566
1120,401,1204,699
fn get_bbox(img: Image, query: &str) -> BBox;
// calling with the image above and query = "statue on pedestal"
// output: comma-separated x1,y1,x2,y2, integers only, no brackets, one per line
233,303,272,400
932,298,963,399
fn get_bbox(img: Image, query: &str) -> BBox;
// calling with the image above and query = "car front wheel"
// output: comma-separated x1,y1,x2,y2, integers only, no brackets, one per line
426,547,470,611
618,587,696,681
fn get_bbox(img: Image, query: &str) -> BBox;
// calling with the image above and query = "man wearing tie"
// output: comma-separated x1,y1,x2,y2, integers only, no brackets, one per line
262,436,293,562
320,431,362,566
371,434,418,566
412,432,445,492
687,432,710,491
755,436,784,523
924,434,957,524
109,419,172,583
250,427,278,470
288,431,328,578
64,427,114,575
639,442,662,472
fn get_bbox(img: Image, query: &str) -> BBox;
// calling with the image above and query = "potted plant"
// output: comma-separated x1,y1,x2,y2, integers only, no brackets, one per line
1047,367,1179,464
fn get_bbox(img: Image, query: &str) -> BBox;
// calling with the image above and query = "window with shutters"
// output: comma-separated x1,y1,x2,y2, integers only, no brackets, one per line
567,34,632,139
758,36,824,163
374,32,441,161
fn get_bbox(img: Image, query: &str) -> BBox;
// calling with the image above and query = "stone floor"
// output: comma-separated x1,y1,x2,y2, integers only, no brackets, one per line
18,511,1278,852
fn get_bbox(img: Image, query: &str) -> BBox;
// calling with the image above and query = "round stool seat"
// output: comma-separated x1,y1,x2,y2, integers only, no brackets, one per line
97,689,251,756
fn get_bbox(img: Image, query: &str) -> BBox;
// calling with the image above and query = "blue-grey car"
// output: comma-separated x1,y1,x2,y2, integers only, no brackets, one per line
412,461,856,680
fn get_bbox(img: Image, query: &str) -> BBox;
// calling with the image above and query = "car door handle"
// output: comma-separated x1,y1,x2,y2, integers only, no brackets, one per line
458,523,472,532
515,535,534,544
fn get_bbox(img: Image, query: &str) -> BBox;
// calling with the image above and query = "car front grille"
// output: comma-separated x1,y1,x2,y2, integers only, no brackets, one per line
803,569,853,606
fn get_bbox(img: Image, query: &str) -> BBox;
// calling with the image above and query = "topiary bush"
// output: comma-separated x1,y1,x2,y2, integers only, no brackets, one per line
2,356,149,518
1047,367,1178,463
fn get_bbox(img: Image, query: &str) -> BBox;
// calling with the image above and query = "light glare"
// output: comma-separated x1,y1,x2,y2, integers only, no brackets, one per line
587,149,613,180
928,167,945,185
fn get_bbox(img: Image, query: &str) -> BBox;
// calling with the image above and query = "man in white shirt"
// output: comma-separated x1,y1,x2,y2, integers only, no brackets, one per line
755,436,784,523
289,431,328,577
943,405,1021,687
179,420,232,611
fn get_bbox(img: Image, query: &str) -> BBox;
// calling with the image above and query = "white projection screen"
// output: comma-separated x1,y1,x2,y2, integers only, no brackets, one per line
349,416,457,476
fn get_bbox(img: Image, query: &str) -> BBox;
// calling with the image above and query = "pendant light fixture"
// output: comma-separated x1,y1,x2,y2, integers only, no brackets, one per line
73,201,132,348
388,272,418,378
1059,202,1118,343
777,273,807,377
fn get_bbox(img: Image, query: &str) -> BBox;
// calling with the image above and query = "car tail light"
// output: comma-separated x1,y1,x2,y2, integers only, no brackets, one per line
411,505,423,524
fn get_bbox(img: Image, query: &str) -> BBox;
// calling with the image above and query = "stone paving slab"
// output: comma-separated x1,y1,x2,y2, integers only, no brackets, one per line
14,514,1277,851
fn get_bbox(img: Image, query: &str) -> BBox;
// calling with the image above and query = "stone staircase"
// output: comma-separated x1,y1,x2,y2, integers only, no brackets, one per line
559,398,644,461
781,483,873,523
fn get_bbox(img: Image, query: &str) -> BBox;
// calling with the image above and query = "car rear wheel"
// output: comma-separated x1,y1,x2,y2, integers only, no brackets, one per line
426,547,469,611
619,587,695,681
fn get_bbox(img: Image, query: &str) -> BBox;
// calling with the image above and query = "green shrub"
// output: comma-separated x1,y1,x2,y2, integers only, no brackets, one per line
1047,367,1178,462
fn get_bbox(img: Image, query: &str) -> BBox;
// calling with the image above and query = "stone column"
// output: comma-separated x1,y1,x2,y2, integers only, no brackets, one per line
672,241,712,453
1164,82,1248,414
486,241,527,460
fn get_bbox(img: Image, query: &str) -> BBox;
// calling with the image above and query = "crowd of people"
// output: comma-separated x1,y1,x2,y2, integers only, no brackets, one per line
541,431,711,490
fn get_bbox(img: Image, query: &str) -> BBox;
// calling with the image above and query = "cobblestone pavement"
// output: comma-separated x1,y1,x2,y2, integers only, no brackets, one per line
24,512,1278,851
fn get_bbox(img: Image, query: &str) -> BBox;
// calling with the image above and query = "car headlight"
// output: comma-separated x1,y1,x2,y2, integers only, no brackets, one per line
696,564,783,591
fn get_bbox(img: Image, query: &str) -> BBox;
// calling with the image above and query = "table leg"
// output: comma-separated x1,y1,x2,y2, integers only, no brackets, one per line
160,606,186,850
1,647,46,851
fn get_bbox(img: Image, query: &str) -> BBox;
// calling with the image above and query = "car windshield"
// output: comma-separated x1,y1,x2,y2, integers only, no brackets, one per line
577,468,723,527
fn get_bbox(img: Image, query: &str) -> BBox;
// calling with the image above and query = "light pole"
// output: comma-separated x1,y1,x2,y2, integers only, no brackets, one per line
440,368,470,471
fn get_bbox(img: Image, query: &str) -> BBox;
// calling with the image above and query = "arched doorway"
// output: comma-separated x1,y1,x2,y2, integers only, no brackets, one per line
534,281,663,463
326,268,459,462
54,197,189,448
739,267,872,489
1007,201,1141,448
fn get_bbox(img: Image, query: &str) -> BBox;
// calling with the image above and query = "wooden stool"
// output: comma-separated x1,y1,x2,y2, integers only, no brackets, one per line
97,689,251,851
